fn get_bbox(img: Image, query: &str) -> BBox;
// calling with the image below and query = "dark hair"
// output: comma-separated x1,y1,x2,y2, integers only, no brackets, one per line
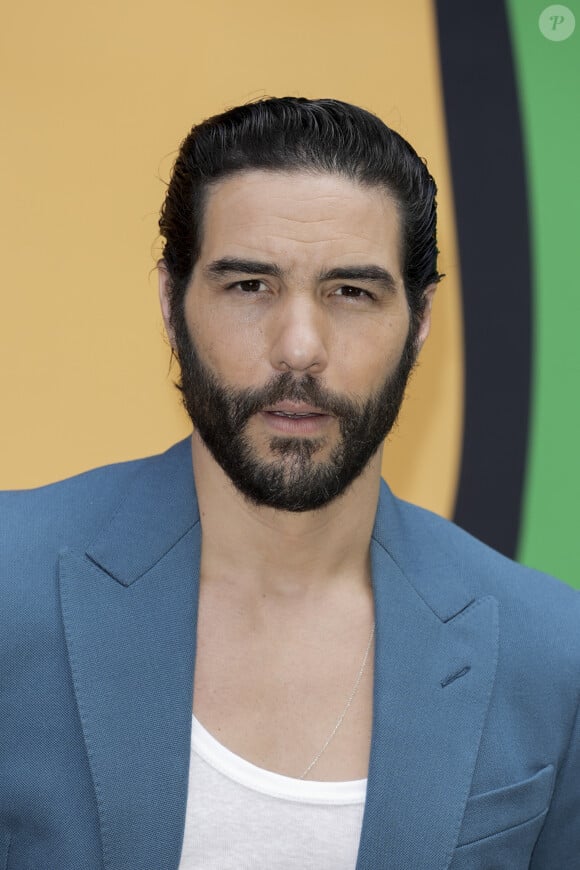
159,97,442,332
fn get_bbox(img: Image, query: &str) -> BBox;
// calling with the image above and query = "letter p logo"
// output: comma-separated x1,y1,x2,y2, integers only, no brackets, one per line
539,5,576,41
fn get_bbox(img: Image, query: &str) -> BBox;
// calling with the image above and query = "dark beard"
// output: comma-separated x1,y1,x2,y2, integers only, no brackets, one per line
171,309,419,512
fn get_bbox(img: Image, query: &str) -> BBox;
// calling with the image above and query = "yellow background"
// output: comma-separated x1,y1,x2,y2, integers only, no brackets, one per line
0,0,463,519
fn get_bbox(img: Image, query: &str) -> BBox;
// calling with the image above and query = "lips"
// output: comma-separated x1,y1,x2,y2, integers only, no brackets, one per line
262,402,328,416
270,412,317,417
260,404,332,434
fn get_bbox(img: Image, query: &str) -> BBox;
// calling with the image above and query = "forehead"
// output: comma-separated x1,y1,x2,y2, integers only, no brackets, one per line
199,169,403,277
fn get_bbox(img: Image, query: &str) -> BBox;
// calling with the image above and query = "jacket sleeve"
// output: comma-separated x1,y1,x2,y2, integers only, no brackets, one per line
530,690,580,868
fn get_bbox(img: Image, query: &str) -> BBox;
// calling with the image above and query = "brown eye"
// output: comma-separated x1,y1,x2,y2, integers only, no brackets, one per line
235,280,264,293
335,286,374,300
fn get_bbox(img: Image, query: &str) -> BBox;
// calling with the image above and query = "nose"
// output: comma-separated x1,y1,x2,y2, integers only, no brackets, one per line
268,295,329,375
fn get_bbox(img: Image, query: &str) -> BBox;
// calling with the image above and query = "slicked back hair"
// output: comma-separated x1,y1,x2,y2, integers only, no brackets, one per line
159,97,443,335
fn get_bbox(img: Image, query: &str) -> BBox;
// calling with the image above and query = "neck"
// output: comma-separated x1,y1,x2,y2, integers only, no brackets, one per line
190,431,382,603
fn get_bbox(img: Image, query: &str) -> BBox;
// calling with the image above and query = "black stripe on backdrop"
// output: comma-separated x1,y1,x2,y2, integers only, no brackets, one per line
434,0,531,558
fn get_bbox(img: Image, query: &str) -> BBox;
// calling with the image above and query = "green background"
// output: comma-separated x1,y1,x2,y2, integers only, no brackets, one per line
507,0,580,586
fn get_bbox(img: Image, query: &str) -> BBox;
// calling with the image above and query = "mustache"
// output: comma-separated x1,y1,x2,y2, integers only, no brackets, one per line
231,372,362,423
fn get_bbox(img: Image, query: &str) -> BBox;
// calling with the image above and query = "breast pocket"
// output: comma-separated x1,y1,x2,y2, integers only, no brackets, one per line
456,764,555,849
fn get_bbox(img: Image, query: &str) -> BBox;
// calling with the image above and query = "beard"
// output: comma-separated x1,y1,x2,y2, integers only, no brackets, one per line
171,309,419,512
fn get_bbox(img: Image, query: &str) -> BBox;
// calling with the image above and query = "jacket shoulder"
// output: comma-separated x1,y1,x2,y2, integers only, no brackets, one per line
2,455,144,544
383,490,580,663
0,440,187,568
385,493,580,598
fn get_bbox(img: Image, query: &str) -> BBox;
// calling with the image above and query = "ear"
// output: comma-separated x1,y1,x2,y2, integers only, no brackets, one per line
415,283,437,351
157,259,177,351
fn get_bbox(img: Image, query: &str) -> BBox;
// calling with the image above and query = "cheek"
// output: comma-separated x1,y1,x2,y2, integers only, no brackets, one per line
184,293,265,375
335,312,410,384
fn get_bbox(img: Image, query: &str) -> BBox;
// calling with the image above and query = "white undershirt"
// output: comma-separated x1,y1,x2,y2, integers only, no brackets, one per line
178,715,367,869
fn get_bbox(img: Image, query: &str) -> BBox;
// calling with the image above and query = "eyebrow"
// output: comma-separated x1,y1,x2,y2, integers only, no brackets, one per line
320,265,398,294
203,257,399,293
204,258,284,280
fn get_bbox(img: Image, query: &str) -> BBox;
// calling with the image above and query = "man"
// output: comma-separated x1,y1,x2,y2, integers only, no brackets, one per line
1,97,579,870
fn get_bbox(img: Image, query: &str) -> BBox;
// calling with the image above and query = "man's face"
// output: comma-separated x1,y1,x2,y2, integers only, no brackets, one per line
162,170,432,512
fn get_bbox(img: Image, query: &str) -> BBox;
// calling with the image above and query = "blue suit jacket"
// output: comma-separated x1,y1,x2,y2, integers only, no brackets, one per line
1,437,579,869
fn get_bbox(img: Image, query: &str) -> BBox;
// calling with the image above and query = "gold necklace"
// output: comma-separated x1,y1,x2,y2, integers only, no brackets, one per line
299,622,375,779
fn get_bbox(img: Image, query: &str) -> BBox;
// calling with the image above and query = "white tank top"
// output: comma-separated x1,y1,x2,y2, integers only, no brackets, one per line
178,715,367,869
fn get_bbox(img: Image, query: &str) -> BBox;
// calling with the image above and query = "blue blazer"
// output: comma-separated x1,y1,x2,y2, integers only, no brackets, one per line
1,438,579,869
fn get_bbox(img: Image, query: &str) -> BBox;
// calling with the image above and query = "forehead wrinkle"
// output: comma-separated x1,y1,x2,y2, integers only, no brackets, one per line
268,214,349,225
267,234,353,247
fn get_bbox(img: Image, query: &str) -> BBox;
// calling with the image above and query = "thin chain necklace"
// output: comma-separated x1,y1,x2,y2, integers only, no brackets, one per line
299,622,375,780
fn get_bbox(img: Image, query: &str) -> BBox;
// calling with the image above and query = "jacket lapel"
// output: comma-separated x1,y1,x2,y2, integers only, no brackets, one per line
58,439,200,870
355,488,499,869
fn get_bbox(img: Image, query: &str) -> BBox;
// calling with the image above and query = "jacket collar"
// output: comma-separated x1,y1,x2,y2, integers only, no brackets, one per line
361,532,497,868
85,437,198,586
59,437,498,870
